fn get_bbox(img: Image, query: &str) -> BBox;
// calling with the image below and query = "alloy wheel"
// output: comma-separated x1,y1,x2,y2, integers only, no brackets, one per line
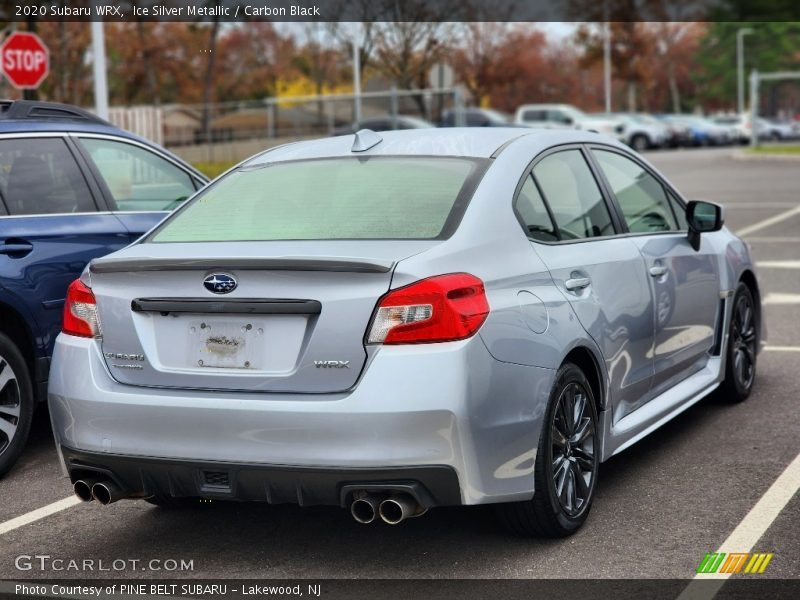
0,357,21,456
731,294,756,391
551,382,596,517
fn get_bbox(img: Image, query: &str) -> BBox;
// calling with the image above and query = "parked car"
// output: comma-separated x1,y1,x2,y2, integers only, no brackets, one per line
514,103,587,129
439,108,517,127
0,101,207,477
658,115,731,146
712,115,751,145
514,104,624,140
333,115,435,136
50,128,761,537
759,118,796,141
614,113,670,150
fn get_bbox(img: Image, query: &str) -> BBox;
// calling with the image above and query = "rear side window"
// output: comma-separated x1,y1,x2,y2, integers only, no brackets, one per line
78,137,196,212
532,150,615,240
592,149,678,233
522,110,547,122
151,157,481,242
0,138,95,216
515,175,558,242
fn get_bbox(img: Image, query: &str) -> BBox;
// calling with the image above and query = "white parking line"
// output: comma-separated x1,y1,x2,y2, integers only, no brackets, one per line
0,496,81,536
764,346,800,352
678,451,800,599
763,293,800,305
756,260,800,269
737,205,800,237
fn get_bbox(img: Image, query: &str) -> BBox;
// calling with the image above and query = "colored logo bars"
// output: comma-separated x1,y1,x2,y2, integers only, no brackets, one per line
696,552,774,574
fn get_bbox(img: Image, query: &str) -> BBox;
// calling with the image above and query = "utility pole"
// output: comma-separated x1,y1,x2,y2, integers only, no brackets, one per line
352,22,362,123
737,27,753,114
603,22,612,112
91,16,109,120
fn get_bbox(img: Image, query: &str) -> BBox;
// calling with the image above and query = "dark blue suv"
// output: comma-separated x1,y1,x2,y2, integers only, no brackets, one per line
0,101,207,476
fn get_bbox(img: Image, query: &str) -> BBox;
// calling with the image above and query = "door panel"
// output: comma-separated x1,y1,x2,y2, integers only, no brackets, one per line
0,214,130,355
534,239,655,421
631,234,719,393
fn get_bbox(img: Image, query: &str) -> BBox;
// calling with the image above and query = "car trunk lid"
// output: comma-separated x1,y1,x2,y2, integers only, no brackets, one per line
90,241,434,393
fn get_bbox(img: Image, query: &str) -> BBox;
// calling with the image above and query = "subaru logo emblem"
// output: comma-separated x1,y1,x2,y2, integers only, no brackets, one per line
204,273,237,294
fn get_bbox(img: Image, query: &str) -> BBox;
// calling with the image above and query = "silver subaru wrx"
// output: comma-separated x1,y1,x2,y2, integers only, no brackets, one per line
49,128,762,536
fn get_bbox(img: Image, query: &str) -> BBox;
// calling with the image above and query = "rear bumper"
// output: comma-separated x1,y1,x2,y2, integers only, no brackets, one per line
49,333,555,506
62,445,461,507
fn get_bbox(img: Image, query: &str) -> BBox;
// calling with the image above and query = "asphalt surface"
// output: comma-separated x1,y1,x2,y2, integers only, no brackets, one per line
0,147,797,587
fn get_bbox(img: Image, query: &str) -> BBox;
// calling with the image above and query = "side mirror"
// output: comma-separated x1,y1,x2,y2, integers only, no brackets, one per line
563,117,574,126
686,200,724,251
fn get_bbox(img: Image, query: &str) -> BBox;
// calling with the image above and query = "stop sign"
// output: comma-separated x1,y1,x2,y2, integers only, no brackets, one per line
1,32,49,90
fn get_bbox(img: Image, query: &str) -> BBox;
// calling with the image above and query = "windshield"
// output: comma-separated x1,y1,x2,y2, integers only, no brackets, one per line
150,157,484,242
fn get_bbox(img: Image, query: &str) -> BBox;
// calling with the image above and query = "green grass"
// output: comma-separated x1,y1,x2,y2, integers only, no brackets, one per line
747,145,800,155
192,161,237,179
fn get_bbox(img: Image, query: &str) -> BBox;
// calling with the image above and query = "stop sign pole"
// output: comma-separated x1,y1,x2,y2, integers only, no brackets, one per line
0,31,50,90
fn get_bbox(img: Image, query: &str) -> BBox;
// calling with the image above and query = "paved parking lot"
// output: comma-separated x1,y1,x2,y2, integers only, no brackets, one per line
0,147,797,586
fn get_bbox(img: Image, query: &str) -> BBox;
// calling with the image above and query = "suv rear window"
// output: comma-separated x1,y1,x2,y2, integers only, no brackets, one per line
151,157,482,242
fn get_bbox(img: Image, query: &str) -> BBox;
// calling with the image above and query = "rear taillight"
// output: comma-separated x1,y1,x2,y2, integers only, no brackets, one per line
63,279,101,338
367,273,489,345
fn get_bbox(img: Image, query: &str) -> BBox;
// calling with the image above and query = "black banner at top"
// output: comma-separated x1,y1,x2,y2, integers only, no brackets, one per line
2,0,800,23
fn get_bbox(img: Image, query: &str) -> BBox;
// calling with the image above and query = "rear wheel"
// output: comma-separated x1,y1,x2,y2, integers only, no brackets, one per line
717,283,757,403
497,362,599,537
0,333,34,479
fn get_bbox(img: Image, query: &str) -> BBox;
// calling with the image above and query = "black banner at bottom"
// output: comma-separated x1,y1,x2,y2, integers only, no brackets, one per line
1,579,799,600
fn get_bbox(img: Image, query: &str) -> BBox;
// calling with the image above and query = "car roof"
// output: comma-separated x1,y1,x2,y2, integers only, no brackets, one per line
244,127,616,164
0,118,137,138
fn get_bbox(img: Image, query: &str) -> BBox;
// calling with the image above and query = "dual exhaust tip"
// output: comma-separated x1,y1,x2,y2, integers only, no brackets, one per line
73,479,124,505
350,493,426,525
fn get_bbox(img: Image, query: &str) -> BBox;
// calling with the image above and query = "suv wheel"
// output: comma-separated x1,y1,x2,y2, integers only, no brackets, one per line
0,333,34,478
497,362,599,537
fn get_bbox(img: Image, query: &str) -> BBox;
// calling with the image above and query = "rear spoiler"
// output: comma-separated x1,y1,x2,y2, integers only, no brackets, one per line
89,257,394,274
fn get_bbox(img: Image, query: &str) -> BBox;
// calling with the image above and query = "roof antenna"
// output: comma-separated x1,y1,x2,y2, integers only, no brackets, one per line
351,129,382,152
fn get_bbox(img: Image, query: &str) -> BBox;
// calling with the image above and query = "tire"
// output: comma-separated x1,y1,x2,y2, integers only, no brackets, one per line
497,362,599,537
631,134,649,152
717,283,757,403
0,332,35,479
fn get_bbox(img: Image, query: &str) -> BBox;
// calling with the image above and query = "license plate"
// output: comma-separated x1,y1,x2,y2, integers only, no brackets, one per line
188,319,264,369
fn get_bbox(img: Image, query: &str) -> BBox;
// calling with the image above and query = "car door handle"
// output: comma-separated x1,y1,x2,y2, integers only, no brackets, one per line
649,265,668,277
565,277,591,291
0,241,33,256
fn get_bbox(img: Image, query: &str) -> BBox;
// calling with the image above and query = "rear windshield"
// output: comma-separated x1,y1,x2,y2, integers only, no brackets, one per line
150,157,483,242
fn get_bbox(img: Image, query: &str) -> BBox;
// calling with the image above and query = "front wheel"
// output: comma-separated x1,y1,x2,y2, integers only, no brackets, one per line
0,333,35,479
717,283,757,403
497,362,599,537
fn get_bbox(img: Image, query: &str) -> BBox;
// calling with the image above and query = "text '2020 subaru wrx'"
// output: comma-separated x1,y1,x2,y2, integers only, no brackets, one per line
49,128,762,536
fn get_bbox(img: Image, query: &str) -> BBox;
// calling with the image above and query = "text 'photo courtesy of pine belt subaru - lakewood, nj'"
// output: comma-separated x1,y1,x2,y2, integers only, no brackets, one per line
48,127,762,537
0,101,208,478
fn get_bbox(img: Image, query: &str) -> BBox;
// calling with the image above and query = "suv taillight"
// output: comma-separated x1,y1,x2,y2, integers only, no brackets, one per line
367,273,489,345
63,279,101,338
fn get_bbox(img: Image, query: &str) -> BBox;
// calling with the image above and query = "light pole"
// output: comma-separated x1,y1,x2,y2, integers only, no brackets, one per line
736,27,753,114
352,22,362,123
603,22,612,112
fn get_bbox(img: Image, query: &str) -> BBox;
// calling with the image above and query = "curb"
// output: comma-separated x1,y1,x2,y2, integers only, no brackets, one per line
731,150,800,162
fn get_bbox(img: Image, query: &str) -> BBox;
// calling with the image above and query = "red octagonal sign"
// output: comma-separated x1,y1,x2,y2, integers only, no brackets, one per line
1,32,50,90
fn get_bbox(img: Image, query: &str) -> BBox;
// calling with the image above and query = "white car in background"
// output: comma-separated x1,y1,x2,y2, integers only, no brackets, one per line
593,113,668,151
515,104,624,140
